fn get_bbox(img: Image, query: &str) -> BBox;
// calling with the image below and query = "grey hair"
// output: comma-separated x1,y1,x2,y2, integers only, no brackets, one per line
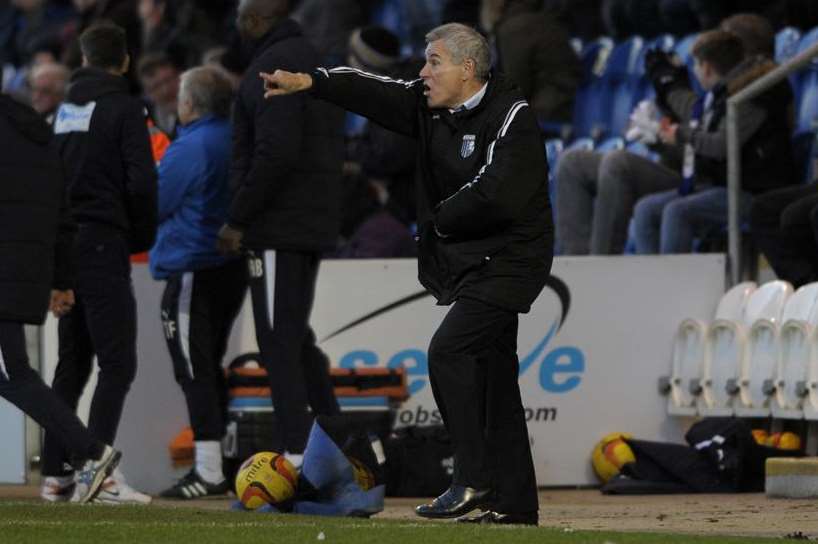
425,23,491,81
179,66,234,118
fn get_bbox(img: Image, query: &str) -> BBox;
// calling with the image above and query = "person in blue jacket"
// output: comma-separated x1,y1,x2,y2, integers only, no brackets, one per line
151,66,248,499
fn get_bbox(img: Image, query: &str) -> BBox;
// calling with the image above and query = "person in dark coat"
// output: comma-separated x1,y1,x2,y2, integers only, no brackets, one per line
260,22,552,525
0,93,121,504
41,23,157,504
216,0,345,466
481,0,581,124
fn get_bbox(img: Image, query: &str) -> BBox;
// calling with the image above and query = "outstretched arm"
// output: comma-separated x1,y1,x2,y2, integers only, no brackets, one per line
260,68,421,137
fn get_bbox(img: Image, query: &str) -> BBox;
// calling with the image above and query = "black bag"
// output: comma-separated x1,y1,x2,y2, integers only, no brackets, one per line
384,425,453,497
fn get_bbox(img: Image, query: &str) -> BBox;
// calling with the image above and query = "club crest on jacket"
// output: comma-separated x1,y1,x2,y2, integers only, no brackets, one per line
461,134,476,158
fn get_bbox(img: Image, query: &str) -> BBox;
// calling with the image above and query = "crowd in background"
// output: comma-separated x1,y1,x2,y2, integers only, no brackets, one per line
3,0,818,264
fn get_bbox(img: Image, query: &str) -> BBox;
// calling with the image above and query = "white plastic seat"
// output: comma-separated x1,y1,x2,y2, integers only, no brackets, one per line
664,281,756,416
699,280,792,416
740,282,818,417
778,283,818,419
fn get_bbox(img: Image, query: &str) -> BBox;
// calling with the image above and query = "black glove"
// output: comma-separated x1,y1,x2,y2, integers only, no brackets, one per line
644,49,690,115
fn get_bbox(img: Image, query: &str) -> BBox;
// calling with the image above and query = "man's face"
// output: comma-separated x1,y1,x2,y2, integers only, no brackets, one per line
30,72,65,115
142,65,179,111
693,58,718,91
236,0,264,40
419,39,467,109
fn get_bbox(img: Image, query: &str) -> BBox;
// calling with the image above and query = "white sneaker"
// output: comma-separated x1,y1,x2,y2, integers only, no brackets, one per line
93,468,152,505
71,445,121,503
40,475,75,502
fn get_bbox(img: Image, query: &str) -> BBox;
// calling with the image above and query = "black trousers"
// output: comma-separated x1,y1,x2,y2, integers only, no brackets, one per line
427,297,538,515
247,249,339,453
0,320,103,467
42,225,137,476
750,184,818,288
161,259,247,441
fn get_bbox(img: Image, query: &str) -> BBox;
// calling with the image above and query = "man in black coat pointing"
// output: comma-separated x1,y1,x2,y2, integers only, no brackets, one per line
260,22,553,525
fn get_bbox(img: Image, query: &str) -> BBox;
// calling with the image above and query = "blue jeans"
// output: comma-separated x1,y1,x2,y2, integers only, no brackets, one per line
633,187,753,254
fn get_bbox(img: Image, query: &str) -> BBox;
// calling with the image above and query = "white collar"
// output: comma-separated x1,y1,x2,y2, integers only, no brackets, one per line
449,82,488,113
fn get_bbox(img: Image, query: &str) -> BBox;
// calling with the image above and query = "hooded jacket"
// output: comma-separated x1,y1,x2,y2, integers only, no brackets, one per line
228,19,345,252
54,67,158,252
311,68,553,313
0,95,73,324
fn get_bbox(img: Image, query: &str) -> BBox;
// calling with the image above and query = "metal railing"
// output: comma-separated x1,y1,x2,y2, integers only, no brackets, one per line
726,41,818,285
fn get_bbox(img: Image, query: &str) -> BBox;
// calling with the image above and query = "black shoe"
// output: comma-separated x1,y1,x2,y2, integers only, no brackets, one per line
159,469,230,499
457,510,539,526
415,485,494,519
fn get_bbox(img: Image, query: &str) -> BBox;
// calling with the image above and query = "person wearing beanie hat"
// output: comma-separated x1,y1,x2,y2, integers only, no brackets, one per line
341,25,418,259
347,26,401,73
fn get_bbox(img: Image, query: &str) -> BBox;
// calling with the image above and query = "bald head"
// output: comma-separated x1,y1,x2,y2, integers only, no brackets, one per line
236,0,289,40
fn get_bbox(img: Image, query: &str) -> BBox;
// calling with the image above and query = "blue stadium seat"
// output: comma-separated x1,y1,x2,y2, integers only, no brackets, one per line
371,0,403,35
603,35,675,139
793,27,818,115
344,112,368,137
776,27,802,65
596,136,625,153
601,37,645,138
796,71,818,133
673,33,704,96
544,138,564,239
544,139,563,184
572,37,614,139
626,140,659,162
795,27,818,68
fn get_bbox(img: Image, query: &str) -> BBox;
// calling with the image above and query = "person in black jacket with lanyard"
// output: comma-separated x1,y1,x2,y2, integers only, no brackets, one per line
216,0,344,466
261,22,552,526
0,94,121,503
41,24,157,504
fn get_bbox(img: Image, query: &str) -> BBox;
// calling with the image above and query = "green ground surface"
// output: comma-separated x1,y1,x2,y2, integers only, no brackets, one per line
0,503,794,544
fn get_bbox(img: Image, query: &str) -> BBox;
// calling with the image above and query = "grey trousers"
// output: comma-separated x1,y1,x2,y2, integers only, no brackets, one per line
555,149,682,254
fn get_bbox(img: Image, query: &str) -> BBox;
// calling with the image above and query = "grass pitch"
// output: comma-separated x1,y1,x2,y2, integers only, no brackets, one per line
0,502,791,544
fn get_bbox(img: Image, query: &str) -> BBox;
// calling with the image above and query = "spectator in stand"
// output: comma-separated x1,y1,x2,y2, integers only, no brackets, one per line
138,52,180,136
337,25,417,258
542,0,605,43
5,0,74,68
152,66,247,499
750,185,818,288
632,30,794,254
28,62,69,123
62,0,141,87
554,12,780,256
138,0,209,68
292,0,370,65
481,0,581,125
720,13,775,59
